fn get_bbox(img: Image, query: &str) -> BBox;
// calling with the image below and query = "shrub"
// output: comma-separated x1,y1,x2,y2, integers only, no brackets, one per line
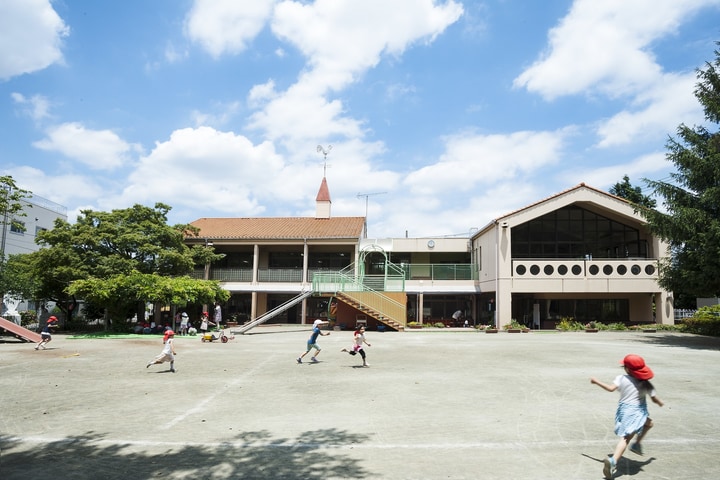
19,310,37,327
434,322,446,328
555,317,583,331
607,322,628,331
681,306,720,336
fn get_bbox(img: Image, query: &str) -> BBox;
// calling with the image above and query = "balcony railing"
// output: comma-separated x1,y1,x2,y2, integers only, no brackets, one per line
404,263,476,281
196,263,476,284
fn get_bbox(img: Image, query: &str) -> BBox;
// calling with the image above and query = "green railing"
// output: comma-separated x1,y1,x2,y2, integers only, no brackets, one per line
404,264,476,280
197,263,476,283
312,270,406,327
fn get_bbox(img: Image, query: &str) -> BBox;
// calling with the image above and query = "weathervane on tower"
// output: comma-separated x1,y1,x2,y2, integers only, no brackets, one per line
317,144,332,176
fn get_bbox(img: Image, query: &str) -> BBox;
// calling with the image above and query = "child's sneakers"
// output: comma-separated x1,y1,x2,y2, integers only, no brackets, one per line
296,357,302,364
310,357,319,363
603,455,616,479
629,442,643,456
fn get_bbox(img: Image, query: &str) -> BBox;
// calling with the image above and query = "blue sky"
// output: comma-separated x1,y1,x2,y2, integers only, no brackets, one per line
1,0,719,238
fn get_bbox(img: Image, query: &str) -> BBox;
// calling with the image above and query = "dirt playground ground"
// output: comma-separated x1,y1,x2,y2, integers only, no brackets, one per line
1,325,719,480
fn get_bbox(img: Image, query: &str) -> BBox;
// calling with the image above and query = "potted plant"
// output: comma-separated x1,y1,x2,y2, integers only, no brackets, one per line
407,321,423,329
482,324,498,333
585,321,599,333
504,319,523,333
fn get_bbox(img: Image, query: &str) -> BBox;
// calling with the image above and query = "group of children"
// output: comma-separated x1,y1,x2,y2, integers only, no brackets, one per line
297,319,371,367
39,312,661,479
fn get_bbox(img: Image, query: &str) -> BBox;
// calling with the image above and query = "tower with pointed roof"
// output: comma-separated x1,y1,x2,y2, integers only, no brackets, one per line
316,176,331,219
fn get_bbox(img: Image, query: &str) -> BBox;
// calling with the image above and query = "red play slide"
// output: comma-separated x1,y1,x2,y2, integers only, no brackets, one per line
0,316,42,343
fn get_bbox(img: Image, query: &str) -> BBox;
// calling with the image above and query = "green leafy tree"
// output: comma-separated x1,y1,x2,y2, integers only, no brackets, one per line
19,203,225,327
609,175,656,209
0,175,32,298
641,43,720,298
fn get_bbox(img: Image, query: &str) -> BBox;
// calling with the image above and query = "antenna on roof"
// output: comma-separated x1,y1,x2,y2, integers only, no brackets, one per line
357,191,387,238
317,144,332,177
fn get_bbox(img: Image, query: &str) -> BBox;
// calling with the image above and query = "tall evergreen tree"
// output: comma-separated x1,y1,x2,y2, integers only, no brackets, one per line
609,175,656,209
641,43,720,297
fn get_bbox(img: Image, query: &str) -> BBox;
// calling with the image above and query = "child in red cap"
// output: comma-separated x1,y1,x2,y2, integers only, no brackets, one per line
35,316,59,350
146,330,177,373
591,354,664,479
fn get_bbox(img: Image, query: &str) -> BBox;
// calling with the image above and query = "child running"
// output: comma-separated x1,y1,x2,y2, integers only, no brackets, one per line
35,316,59,350
341,325,371,367
591,354,664,479
146,329,177,373
297,319,330,364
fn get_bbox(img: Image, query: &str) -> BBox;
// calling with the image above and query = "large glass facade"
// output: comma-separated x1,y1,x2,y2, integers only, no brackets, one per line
511,206,647,259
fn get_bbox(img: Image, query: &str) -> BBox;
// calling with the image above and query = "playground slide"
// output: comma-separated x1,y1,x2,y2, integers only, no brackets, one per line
0,316,42,343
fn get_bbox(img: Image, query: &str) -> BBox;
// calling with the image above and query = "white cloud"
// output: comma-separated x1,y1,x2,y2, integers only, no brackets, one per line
513,0,716,100
0,0,68,80
185,0,277,58
271,0,464,91
191,101,242,128
33,122,142,171
404,130,567,195
248,1,463,148
559,151,670,189
123,127,283,217
2,165,107,221
595,72,702,147
11,92,52,122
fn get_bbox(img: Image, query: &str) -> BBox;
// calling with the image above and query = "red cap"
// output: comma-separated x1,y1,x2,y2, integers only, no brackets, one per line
48,316,58,322
621,354,653,380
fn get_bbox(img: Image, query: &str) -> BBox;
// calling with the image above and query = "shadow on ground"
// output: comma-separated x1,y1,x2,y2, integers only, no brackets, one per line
0,428,373,480
631,332,720,351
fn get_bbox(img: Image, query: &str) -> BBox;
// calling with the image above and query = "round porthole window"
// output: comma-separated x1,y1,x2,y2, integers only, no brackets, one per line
558,265,568,275
572,265,582,275
544,265,554,275
516,265,526,275
631,265,641,275
589,265,599,275
530,264,540,275
645,264,656,275
617,264,627,275
603,265,613,275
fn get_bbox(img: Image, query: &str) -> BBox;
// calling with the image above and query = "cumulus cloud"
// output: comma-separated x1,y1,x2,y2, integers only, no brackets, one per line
513,0,713,100
184,0,277,57
122,127,283,216
559,151,671,190
404,130,567,195
11,92,52,122
595,72,702,147
0,0,68,80
33,122,143,171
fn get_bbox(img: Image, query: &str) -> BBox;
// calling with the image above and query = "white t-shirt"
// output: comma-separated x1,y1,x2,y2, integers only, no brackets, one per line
613,374,655,405
162,338,174,355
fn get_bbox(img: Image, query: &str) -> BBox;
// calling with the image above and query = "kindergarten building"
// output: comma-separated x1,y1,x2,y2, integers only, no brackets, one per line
187,179,672,331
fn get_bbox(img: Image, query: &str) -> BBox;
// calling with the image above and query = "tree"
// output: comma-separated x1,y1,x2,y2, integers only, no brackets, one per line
641,43,720,298
19,203,225,326
609,175,656,209
68,272,229,326
0,175,32,298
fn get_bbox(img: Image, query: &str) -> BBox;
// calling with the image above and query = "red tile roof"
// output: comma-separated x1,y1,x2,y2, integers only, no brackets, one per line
188,216,365,240
316,177,331,202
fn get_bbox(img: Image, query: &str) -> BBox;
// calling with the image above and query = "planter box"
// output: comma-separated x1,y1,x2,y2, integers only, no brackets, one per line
585,328,598,333
643,329,657,333
226,322,238,327
506,329,522,333
485,329,498,334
